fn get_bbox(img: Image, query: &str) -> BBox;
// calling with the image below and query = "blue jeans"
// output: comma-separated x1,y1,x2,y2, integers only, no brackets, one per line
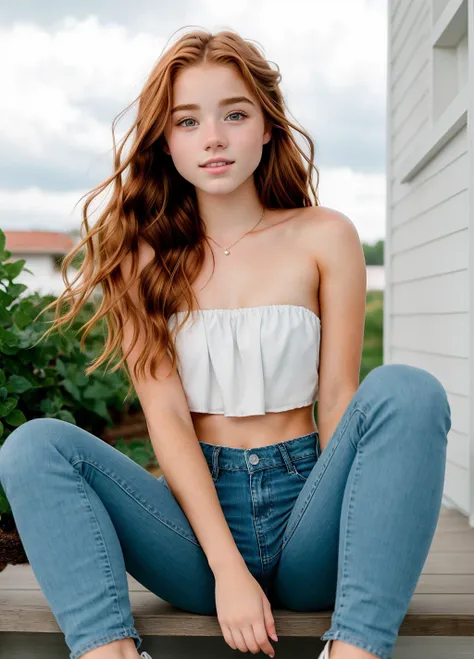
0,364,451,659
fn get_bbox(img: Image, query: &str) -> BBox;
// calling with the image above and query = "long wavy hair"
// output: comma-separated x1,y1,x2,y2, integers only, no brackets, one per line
36,28,321,401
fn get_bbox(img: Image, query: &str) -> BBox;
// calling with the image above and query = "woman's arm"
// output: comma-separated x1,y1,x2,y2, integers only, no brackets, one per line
314,210,367,452
147,410,246,575
118,242,244,575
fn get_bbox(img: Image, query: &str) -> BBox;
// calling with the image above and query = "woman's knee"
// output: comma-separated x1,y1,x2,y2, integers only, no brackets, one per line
363,363,449,409
0,418,69,477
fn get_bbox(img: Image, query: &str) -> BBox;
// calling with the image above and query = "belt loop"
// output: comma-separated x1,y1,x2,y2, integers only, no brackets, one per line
211,446,222,481
315,433,321,458
277,443,296,475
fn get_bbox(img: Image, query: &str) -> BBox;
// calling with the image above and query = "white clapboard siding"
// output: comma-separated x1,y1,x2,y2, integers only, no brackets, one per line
386,0,472,524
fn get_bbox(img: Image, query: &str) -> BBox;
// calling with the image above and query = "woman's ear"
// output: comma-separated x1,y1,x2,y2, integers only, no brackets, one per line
263,119,272,146
263,127,272,146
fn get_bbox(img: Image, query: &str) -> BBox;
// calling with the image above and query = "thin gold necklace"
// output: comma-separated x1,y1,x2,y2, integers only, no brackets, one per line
205,207,265,255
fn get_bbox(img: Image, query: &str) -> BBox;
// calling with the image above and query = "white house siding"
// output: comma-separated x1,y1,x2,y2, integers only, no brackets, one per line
386,0,472,525
12,252,77,297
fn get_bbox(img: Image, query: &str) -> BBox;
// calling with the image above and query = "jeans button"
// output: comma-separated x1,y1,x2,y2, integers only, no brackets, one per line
249,453,259,465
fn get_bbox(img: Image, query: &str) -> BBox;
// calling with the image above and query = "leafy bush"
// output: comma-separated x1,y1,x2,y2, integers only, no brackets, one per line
0,228,141,517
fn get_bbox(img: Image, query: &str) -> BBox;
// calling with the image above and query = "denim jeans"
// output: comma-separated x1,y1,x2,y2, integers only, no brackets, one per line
0,363,451,659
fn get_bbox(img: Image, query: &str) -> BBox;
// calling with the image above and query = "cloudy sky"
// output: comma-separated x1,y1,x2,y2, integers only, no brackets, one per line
0,0,387,244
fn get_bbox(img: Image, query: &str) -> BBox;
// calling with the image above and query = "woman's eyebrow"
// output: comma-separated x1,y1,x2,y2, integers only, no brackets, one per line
171,96,256,115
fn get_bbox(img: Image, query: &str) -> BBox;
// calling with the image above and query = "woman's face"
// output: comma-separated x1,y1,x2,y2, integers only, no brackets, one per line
163,63,271,195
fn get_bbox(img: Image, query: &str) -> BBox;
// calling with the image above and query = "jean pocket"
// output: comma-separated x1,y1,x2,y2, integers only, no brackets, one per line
291,453,318,482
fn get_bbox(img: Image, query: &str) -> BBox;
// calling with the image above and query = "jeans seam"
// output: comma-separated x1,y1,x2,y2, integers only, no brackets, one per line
335,441,363,625
73,465,127,638
248,470,266,574
71,457,201,548
279,406,364,554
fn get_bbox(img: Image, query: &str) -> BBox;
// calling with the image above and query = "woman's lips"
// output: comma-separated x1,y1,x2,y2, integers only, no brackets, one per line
200,162,234,173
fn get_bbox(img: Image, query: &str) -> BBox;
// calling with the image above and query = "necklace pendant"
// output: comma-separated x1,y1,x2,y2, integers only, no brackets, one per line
224,249,230,255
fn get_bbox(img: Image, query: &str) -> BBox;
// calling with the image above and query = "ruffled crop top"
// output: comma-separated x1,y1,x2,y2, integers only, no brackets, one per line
167,304,321,417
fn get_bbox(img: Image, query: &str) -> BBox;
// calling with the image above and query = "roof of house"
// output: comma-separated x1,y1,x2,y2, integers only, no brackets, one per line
3,230,75,255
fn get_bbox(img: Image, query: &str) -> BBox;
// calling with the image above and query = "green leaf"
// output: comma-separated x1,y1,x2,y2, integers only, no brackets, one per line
7,282,28,297
7,375,33,394
0,420,3,438
13,308,32,330
0,290,14,309
0,229,5,252
0,369,5,386
56,358,67,378
4,260,26,280
54,409,76,424
90,399,109,420
0,397,18,418
0,327,19,346
83,381,110,399
63,379,82,401
5,409,27,427
75,372,89,387
0,343,19,355
40,399,54,414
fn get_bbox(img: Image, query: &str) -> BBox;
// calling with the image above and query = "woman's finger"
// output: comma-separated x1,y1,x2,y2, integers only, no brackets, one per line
231,627,249,653
220,624,237,651
252,621,275,657
262,595,278,642
241,624,261,654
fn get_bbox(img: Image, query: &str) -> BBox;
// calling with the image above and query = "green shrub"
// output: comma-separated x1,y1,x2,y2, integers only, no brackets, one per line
0,228,141,517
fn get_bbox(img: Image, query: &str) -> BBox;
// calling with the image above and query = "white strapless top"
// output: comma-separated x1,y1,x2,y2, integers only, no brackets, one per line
167,304,321,418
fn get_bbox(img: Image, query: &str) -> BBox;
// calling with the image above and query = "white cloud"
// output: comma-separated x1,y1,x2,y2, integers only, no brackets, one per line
202,0,386,94
0,187,87,230
318,168,386,243
0,16,161,156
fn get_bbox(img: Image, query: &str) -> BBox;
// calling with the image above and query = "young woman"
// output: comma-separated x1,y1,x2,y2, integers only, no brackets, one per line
0,28,451,659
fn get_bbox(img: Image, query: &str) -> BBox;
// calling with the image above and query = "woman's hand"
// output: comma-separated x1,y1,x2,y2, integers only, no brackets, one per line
215,561,278,657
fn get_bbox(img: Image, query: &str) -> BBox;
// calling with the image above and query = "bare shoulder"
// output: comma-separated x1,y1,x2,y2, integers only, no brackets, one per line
299,204,359,238
300,205,363,267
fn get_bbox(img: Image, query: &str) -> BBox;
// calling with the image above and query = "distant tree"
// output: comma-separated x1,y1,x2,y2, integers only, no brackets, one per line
363,240,384,266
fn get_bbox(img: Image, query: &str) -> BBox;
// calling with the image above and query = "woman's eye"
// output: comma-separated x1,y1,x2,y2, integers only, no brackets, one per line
176,111,247,128
227,111,247,121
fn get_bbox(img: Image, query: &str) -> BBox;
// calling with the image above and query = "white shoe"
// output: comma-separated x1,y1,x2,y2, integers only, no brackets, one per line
317,639,333,659
140,653,153,659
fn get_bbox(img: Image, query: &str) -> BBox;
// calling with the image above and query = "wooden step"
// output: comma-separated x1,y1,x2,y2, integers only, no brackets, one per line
1,507,473,638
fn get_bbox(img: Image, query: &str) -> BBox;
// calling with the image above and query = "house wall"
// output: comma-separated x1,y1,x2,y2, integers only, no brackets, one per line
386,0,472,521
10,252,77,296
468,0,474,529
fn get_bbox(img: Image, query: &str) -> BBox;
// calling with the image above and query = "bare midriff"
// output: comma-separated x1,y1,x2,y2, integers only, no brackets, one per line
191,404,318,450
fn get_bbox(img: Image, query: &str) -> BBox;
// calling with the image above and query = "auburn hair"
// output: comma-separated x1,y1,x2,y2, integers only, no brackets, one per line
35,27,321,401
